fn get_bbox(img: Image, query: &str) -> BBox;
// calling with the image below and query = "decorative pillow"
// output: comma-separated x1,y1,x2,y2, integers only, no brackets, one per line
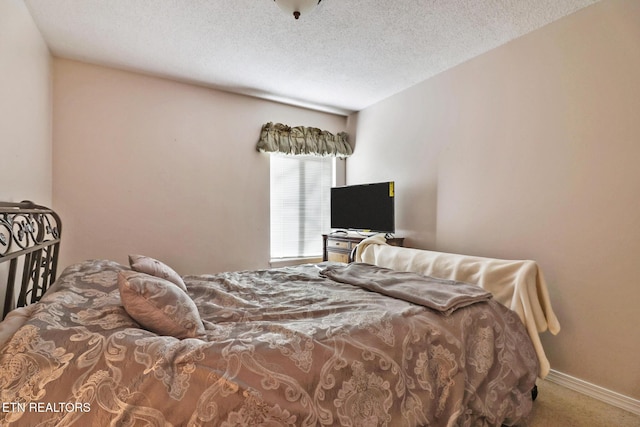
128,254,187,292
118,270,205,339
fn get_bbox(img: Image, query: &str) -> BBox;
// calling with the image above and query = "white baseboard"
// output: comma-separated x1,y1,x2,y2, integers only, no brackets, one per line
545,369,640,416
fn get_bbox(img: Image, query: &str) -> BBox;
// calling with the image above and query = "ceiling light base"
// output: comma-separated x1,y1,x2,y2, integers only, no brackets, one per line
274,0,322,20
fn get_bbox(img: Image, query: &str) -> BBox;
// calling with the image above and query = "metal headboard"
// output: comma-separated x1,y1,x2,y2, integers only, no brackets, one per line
0,201,61,319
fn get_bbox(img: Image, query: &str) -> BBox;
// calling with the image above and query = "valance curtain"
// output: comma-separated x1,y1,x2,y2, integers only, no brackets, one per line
256,122,353,158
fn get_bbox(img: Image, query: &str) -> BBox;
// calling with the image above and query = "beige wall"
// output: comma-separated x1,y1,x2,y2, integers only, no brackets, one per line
348,0,640,400
0,0,52,311
0,0,52,204
52,59,347,275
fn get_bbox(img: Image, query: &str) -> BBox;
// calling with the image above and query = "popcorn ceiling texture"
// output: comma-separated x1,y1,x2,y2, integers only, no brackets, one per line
24,0,599,114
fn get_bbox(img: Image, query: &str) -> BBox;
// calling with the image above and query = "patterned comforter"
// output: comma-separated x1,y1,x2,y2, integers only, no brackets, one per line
0,260,538,426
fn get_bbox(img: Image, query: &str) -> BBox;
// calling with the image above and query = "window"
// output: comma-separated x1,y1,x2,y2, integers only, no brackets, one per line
270,155,334,259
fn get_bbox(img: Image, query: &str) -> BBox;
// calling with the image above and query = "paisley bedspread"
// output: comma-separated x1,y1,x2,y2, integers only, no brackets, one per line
0,260,538,426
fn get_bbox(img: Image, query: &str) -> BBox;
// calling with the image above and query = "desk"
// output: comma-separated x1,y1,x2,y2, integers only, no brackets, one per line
322,234,404,263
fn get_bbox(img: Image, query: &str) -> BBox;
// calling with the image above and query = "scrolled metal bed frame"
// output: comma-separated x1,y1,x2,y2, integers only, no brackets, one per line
0,201,61,320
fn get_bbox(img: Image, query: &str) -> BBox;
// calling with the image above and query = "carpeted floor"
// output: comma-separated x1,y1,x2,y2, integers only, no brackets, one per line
518,380,640,426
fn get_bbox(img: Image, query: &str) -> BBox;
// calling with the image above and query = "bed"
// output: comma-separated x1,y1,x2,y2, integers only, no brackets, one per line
0,202,559,426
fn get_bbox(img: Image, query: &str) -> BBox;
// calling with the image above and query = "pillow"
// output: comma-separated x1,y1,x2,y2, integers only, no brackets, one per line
118,270,205,339
128,254,187,292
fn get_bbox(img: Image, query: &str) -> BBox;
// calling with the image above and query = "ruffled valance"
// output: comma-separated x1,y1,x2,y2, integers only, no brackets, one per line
257,122,352,157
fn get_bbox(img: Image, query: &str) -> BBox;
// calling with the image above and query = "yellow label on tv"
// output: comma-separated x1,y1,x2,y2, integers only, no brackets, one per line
389,182,394,197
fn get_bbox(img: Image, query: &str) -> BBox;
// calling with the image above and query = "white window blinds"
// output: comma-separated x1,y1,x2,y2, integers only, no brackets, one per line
270,155,334,258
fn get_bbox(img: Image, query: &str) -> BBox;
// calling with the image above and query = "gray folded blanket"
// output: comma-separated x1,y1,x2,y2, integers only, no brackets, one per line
321,262,492,315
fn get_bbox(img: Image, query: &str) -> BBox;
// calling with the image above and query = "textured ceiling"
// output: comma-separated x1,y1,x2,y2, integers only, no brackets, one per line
24,0,599,115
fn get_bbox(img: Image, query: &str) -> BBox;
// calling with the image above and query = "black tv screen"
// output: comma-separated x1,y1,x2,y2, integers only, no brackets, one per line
330,181,395,233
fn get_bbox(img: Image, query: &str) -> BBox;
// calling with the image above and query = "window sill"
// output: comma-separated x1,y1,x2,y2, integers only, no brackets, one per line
269,256,323,268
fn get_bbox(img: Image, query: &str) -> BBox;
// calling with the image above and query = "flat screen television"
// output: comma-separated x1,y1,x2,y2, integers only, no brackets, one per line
330,181,395,233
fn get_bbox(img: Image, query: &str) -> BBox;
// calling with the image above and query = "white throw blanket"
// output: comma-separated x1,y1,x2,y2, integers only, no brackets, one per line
355,235,560,378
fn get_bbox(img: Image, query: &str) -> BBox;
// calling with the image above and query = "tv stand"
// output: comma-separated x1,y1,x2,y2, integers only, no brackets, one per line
322,233,404,263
